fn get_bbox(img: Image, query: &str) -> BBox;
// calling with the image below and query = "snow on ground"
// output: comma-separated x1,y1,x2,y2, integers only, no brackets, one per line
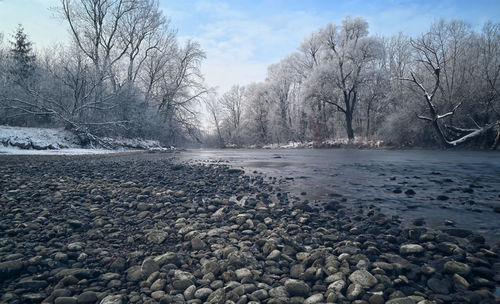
0,146,130,155
0,125,167,155
0,125,80,150
260,138,384,149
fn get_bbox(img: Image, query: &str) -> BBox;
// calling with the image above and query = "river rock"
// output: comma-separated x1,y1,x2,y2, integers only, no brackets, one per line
184,285,196,301
0,259,24,280
172,270,194,290
267,249,281,260
269,286,289,298
443,260,471,276
141,258,159,278
386,297,415,304
285,279,310,297
235,268,252,281
55,297,77,304
400,244,424,255
369,294,385,304
194,287,213,300
304,293,324,304
348,269,377,288
191,236,206,250
206,288,226,304
427,277,449,294
126,266,142,282
147,230,167,244
328,279,346,292
346,283,363,300
77,291,98,304
99,295,123,304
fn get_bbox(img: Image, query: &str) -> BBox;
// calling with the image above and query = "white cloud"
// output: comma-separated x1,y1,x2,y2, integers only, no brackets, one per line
0,0,67,49
176,0,329,94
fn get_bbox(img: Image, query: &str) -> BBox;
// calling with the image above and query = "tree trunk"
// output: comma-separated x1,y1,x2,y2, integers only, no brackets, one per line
492,128,500,150
431,119,451,148
345,111,355,140
365,101,372,139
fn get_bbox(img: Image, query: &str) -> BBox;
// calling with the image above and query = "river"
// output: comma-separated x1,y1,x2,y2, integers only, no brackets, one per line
178,149,500,243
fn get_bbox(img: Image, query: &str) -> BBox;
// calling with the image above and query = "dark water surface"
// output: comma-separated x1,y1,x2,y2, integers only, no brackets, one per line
179,149,500,242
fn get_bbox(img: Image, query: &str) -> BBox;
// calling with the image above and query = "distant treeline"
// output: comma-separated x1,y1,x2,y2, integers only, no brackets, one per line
0,2,498,148
206,17,500,149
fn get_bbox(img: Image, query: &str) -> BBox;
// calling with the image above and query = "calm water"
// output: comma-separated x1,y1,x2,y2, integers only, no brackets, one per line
178,149,500,242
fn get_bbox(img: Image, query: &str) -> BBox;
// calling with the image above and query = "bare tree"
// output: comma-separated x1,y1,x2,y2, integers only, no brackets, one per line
205,94,225,148
220,85,244,145
244,83,271,144
316,16,383,140
405,25,500,147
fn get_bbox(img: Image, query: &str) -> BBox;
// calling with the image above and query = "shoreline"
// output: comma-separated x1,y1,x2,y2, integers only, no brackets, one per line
0,153,499,303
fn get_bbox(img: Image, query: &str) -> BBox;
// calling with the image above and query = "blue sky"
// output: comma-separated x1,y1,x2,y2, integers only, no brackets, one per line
1,0,499,92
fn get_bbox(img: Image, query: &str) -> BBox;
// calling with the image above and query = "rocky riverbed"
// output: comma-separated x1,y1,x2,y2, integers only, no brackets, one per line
0,153,499,304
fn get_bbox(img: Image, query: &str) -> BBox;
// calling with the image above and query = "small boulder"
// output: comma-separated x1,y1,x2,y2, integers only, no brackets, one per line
285,279,310,297
443,260,471,276
400,244,424,255
348,269,377,288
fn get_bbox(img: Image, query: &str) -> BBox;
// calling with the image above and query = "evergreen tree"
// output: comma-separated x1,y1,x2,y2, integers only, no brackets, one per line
9,24,36,81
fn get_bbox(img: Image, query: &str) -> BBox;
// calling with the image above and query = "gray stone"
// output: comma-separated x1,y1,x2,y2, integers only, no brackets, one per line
184,285,196,301
235,268,252,281
304,293,324,304
55,268,94,280
52,289,72,298
386,297,416,304
151,291,165,300
269,286,288,298
369,294,385,304
202,260,220,275
0,259,23,280
147,230,168,244
327,279,346,292
99,295,123,304
206,288,226,304
141,258,159,278
285,279,310,297
151,278,167,291
346,283,363,300
126,266,142,282
427,278,449,294
172,270,194,290
290,264,304,278
348,269,377,288
267,250,281,260
194,287,213,300
77,291,98,304
23,293,47,302
251,289,269,301
443,260,471,276
211,207,226,221
400,244,424,255
67,242,84,251
191,237,206,250
452,273,470,290
55,297,77,304
55,252,69,262
154,252,180,266
16,279,48,290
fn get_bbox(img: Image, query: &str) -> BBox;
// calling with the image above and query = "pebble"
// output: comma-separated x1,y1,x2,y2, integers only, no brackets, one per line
0,155,498,304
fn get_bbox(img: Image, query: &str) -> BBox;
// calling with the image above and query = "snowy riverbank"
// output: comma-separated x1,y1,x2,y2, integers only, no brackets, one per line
0,126,169,155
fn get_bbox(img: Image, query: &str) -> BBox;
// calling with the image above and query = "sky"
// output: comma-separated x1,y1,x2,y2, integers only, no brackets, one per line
0,0,499,93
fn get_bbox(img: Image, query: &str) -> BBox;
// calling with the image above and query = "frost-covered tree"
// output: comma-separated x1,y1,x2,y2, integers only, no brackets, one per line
220,85,245,146
404,20,500,148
